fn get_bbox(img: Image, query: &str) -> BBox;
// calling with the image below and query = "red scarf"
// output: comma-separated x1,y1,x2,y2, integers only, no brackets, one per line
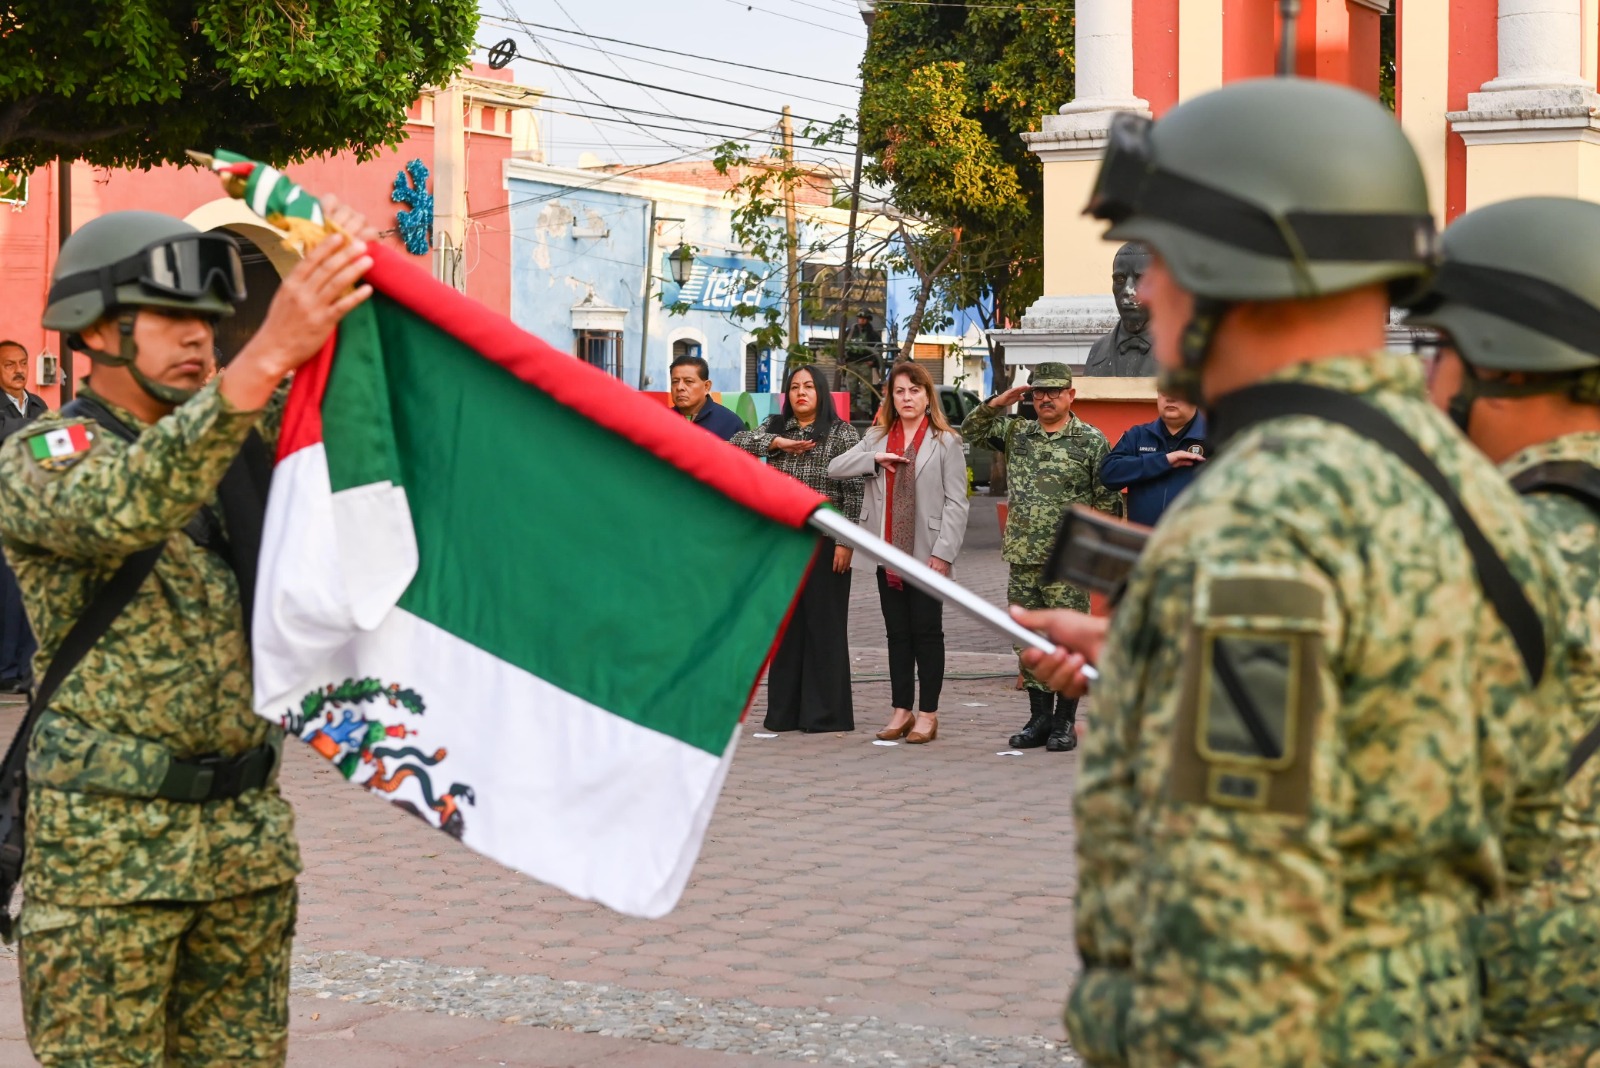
882,416,930,589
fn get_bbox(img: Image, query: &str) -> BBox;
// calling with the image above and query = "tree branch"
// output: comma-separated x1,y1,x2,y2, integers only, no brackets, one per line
13,123,142,148
0,97,41,149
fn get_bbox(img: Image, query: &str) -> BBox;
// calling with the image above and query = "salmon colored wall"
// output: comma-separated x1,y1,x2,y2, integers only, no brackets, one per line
1225,0,1278,82
1135,0,1183,115
1346,2,1382,97
1448,0,1499,222
1075,398,1154,451
0,114,512,407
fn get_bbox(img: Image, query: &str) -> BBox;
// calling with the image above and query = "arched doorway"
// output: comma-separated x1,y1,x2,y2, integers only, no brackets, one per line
213,233,282,364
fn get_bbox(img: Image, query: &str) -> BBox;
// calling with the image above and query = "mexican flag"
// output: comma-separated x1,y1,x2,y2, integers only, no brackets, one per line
253,244,823,918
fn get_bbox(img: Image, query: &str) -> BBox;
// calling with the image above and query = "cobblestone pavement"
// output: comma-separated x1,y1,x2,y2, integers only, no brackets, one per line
0,496,1095,1067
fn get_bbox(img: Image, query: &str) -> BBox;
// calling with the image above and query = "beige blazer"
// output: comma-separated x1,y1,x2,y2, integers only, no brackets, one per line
827,424,970,571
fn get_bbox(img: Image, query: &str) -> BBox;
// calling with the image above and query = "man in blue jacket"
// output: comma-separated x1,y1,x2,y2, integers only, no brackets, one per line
669,353,745,440
1100,392,1208,526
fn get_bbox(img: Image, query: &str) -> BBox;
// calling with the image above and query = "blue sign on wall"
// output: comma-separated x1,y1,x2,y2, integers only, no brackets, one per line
665,255,781,313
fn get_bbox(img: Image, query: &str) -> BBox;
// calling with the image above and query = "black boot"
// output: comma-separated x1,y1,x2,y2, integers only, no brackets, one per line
1009,689,1054,749
1046,696,1079,752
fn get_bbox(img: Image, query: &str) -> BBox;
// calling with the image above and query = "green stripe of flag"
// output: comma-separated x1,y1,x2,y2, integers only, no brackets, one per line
321,297,817,756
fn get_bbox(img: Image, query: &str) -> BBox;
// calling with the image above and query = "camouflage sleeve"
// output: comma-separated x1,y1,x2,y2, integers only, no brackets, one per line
961,401,1011,453
1087,434,1125,518
0,377,263,560
1070,508,1348,1067
827,422,865,522
255,381,291,453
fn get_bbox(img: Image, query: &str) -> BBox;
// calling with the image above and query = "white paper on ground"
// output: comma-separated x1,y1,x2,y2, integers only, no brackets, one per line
872,740,899,747
752,733,779,739
996,750,1024,757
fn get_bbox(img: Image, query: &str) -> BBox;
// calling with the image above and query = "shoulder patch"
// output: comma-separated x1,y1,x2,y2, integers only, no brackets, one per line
22,419,96,472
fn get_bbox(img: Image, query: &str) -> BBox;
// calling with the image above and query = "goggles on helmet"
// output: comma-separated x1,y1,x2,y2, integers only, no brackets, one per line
1085,111,1437,269
1412,260,1600,361
48,232,247,311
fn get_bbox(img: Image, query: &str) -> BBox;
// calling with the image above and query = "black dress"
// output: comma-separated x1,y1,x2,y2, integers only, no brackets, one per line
730,418,864,732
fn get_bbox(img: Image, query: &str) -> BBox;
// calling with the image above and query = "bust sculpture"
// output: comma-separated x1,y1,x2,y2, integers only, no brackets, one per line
1083,242,1155,377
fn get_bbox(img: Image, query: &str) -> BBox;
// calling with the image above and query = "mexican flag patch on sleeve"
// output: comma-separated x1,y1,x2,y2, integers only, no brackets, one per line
28,424,93,470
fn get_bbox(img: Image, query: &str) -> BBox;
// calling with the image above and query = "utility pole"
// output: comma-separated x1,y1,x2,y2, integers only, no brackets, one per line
782,106,800,354
57,159,73,402
639,202,658,390
836,0,875,365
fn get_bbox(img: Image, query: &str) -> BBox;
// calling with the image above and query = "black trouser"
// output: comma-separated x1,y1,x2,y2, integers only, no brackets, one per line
876,567,945,712
0,547,34,684
765,540,854,733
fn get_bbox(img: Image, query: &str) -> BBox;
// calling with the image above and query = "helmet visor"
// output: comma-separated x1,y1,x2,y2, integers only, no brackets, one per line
140,235,247,303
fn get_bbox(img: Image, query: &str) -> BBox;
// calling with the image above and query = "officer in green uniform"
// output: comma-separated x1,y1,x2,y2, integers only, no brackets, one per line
1012,79,1572,1066
0,207,373,1066
962,361,1121,753
1406,196,1600,1067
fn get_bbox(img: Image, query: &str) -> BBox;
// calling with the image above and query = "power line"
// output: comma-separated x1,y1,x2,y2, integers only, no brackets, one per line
510,53,847,127
497,30,853,110
719,0,868,38
535,92,784,135
479,15,860,89
548,0,688,131
532,93,857,150
781,0,866,21
871,0,1069,8
540,105,852,151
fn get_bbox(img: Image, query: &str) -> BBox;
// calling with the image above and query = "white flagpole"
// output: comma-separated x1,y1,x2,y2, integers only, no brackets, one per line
807,508,1099,680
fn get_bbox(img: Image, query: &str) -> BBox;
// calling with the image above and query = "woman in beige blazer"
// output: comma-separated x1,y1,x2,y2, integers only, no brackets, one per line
828,361,970,743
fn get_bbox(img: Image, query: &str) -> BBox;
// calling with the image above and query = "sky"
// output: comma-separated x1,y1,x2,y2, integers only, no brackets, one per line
480,0,870,177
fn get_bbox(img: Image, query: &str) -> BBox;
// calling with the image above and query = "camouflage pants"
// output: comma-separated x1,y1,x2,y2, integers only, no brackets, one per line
20,880,296,1068
1008,564,1089,693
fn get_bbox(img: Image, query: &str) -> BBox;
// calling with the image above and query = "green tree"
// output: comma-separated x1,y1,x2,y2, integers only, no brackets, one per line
0,1,477,169
859,1,1072,391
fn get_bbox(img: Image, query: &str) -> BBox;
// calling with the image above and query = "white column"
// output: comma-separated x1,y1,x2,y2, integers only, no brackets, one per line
1056,0,1148,127
1475,0,1595,101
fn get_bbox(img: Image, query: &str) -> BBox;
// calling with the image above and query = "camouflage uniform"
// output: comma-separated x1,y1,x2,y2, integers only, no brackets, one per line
1474,433,1600,1068
961,393,1121,691
0,379,300,1067
1066,354,1571,1066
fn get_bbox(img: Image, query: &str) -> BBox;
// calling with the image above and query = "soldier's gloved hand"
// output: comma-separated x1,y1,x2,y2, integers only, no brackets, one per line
221,231,374,412
1010,606,1106,697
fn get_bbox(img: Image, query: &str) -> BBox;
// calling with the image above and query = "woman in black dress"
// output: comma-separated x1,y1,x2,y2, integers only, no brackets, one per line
731,365,863,732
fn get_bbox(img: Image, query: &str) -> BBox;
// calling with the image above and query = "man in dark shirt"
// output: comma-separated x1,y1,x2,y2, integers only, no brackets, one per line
669,353,744,440
0,339,46,691
1099,391,1207,526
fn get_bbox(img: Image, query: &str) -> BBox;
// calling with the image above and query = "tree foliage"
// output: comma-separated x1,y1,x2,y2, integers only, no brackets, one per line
859,1,1072,346
0,1,478,169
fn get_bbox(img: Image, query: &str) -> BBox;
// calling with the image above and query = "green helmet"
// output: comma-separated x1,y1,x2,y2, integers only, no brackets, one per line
44,211,243,335
1085,78,1435,304
1406,196,1600,375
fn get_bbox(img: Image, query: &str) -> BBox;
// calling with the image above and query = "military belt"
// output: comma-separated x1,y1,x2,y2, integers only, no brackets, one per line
157,745,278,803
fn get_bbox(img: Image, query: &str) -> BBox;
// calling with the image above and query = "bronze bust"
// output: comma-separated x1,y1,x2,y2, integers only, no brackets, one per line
1083,242,1155,377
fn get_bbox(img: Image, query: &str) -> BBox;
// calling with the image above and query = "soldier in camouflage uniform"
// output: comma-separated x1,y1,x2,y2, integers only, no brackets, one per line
1406,197,1600,1067
1013,80,1574,1066
0,207,374,1066
963,361,1121,753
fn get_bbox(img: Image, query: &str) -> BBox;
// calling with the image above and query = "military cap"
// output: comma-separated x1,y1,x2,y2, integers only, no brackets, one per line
1031,362,1073,389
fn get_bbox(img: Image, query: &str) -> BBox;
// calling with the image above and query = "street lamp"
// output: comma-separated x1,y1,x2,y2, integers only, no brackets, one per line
667,244,695,286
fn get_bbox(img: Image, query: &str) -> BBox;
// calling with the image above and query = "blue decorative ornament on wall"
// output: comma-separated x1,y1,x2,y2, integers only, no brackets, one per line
392,159,434,255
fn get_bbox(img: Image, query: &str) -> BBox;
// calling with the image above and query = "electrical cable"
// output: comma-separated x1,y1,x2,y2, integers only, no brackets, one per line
538,107,848,152
511,53,846,126
718,0,868,38
479,15,860,88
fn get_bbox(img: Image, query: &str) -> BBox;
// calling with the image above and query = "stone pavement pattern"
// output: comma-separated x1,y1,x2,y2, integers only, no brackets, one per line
0,499,1092,1067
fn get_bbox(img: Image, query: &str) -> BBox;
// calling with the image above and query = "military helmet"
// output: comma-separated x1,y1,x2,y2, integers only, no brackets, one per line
1085,78,1435,303
1405,196,1600,375
43,211,244,334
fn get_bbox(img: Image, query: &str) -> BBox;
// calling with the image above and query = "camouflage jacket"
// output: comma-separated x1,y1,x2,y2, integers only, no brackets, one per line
0,380,300,906
1475,433,1600,1066
961,405,1121,564
1065,354,1571,1067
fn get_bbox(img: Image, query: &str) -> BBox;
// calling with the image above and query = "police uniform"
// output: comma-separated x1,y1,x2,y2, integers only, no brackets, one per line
1064,81,1574,1065
964,361,1120,753
1,210,300,1067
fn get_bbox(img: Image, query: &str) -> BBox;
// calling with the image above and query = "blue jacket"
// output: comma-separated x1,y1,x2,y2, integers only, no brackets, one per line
1100,412,1209,527
682,398,746,441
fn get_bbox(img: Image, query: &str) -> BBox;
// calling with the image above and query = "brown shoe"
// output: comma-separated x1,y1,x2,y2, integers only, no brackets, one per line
876,710,915,741
905,712,938,744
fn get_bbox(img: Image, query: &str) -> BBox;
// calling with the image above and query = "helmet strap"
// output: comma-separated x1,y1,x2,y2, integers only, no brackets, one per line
1165,297,1231,405
1449,360,1579,433
88,310,200,407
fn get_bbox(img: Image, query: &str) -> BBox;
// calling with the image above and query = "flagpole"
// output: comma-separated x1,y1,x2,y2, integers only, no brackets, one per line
806,508,1098,680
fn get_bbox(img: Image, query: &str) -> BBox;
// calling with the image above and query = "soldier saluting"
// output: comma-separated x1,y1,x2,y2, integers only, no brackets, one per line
0,204,373,1066
962,361,1121,754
